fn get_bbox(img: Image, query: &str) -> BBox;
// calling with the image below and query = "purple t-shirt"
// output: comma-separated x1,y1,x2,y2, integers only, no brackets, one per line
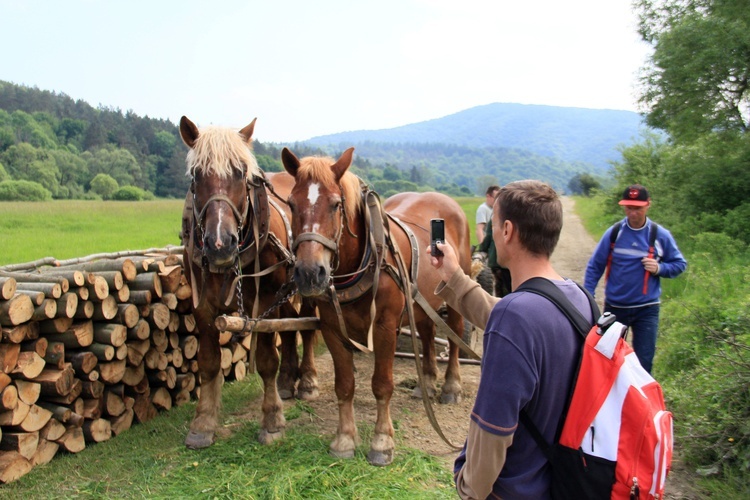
454,279,593,499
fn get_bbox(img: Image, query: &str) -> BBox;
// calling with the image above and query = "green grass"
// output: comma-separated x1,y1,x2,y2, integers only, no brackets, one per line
454,197,482,247
0,200,185,266
1,376,454,499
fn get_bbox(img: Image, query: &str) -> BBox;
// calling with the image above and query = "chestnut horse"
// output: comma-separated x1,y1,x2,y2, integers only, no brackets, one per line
179,116,318,449
281,146,471,465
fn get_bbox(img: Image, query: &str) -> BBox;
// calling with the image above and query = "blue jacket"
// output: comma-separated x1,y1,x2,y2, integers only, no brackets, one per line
584,218,687,308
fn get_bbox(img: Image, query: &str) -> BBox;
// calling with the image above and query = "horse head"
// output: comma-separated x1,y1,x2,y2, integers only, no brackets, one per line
281,147,358,297
180,115,260,269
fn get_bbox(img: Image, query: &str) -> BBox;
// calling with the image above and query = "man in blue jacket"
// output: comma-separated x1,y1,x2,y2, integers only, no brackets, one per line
584,184,687,373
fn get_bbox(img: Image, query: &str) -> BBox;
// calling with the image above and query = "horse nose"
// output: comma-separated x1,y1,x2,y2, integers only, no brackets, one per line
293,262,328,294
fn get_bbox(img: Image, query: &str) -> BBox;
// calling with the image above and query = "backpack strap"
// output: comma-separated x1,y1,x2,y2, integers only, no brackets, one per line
605,221,622,282
642,222,660,295
515,277,600,459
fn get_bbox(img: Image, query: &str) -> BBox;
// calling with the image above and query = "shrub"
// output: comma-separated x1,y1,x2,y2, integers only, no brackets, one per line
112,185,149,201
0,180,52,201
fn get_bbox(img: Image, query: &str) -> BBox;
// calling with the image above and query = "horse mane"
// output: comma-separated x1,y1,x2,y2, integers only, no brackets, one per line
185,126,261,179
296,156,362,222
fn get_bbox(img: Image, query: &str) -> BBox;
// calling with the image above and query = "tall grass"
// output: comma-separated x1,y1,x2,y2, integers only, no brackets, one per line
0,200,184,266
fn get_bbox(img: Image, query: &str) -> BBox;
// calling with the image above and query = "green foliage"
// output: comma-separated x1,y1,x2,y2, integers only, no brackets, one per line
637,0,750,141
89,173,119,199
567,172,602,196
0,179,52,200
112,185,154,201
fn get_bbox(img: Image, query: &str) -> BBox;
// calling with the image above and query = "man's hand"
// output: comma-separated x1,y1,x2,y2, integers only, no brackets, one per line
427,241,460,282
642,257,660,275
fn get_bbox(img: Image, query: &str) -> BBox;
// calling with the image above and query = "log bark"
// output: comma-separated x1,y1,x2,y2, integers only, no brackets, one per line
116,284,130,303
15,282,62,299
146,302,170,330
0,385,18,411
127,318,150,340
16,290,45,306
8,404,52,433
86,275,109,301
43,341,65,369
110,408,133,436
103,390,126,417
0,277,17,301
39,316,73,335
0,343,20,373
128,290,152,305
80,380,105,399
21,337,48,358
121,362,145,387
82,418,111,443
91,295,118,321
56,292,78,318
132,393,157,423
45,378,82,405
13,380,40,405
88,342,115,361
129,272,162,298
215,315,321,333
0,401,30,426
98,359,126,384
74,300,94,319
179,335,198,359
36,269,86,287
30,438,59,466
0,450,33,483
93,323,127,347
0,294,34,327
96,271,123,291
56,320,94,348
10,351,45,379
115,303,139,328
31,299,57,321
35,365,76,397
0,431,38,459
55,426,85,453
39,418,65,441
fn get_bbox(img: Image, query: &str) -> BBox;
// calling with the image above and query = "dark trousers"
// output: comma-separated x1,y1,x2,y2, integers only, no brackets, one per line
604,303,661,374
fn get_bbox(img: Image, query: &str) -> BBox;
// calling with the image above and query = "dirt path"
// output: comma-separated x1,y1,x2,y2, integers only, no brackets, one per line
239,196,698,497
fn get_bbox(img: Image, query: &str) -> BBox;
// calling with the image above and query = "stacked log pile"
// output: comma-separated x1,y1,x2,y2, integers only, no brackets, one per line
0,248,254,484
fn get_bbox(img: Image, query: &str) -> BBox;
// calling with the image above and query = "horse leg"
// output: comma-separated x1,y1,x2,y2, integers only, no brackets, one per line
276,322,299,400
256,331,286,444
296,299,319,400
185,312,223,449
439,306,463,404
367,315,398,466
325,328,359,459
411,318,438,399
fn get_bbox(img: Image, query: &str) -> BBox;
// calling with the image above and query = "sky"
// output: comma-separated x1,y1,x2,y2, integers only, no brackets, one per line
1,0,652,143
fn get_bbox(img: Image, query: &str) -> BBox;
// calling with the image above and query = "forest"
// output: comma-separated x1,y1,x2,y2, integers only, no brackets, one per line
0,80,612,202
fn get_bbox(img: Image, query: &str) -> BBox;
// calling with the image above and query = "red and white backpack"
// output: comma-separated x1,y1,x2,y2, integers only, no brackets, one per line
519,277,673,499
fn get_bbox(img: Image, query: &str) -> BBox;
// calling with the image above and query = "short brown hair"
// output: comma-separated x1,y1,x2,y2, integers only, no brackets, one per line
485,185,501,196
495,180,562,257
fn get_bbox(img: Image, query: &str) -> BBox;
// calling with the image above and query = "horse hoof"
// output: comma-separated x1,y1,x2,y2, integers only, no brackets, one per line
367,448,393,466
329,448,355,459
440,392,462,404
297,388,319,401
185,430,214,449
278,388,295,400
411,386,436,399
258,429,284,445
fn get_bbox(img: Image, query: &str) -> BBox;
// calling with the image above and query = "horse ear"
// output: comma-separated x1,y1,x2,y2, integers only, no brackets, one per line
281,147,300,177
330,147,355,182
179,116,200,149
239,118,257,143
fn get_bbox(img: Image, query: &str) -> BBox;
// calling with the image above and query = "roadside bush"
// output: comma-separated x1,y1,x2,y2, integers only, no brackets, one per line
0,179,52,201
111,185,154,201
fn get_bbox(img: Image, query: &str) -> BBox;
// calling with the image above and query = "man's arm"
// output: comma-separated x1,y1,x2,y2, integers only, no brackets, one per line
455,422,513,499
475,222,487,246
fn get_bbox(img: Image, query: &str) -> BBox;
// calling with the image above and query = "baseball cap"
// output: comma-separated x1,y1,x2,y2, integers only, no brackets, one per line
619,184,650,206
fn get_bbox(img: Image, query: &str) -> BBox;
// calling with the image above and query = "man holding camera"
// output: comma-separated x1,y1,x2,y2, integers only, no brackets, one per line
428,180,594,499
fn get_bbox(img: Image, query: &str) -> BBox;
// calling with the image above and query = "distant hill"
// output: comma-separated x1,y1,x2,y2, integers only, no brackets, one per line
306,102,648,171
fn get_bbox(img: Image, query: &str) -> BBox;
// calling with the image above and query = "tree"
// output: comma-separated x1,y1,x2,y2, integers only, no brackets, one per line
90,173,119,199
567,172,601,196
636,0,750,141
